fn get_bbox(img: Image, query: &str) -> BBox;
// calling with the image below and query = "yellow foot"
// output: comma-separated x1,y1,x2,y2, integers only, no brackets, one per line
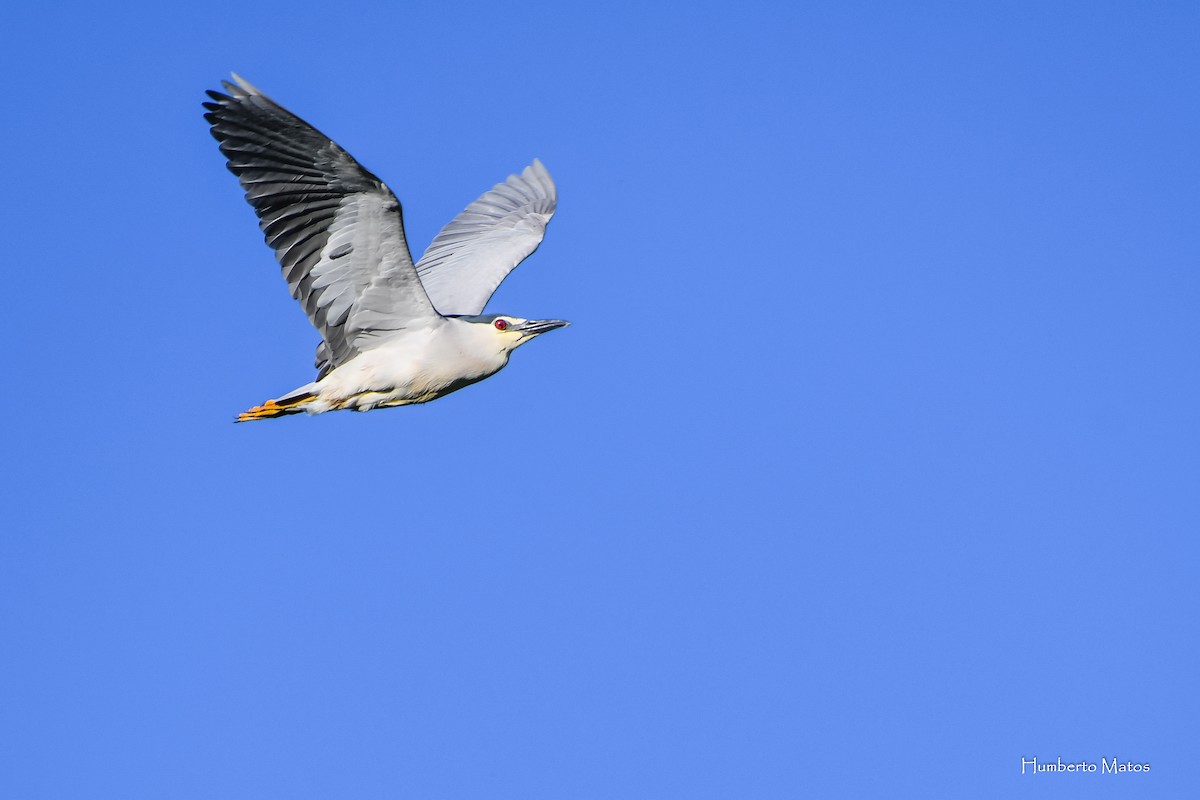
235,393,314,422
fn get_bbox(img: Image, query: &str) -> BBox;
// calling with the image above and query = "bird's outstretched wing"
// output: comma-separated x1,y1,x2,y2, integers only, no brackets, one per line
204,74,439,374
415,160,557,316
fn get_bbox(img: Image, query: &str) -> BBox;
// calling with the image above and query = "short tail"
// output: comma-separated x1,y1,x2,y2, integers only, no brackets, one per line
235,392,316,423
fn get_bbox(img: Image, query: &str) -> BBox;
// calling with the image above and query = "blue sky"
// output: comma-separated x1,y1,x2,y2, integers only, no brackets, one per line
1,1,1197,797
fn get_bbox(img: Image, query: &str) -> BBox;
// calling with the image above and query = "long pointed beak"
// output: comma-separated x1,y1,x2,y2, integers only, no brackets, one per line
518,319,571,337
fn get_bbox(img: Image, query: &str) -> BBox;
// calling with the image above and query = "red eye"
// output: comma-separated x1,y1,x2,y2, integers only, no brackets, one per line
494,318,508,331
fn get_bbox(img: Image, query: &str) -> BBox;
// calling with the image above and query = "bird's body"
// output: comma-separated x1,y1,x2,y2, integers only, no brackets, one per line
240,315,532,419
203,74,568,421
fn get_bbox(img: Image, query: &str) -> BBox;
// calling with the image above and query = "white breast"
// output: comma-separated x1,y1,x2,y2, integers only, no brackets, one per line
317,318,510,408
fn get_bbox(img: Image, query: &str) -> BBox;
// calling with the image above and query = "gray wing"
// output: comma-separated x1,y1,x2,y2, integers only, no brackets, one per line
415,160,557,316
204,74,439,377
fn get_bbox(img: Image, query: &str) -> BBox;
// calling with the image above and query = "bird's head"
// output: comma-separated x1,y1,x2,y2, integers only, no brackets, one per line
466,314,570,353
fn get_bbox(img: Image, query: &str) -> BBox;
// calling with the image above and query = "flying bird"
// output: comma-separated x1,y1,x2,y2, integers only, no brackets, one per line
204,74,568,421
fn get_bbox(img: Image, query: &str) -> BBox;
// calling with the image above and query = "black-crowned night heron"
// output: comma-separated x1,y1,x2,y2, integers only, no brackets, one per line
204,74,569,422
